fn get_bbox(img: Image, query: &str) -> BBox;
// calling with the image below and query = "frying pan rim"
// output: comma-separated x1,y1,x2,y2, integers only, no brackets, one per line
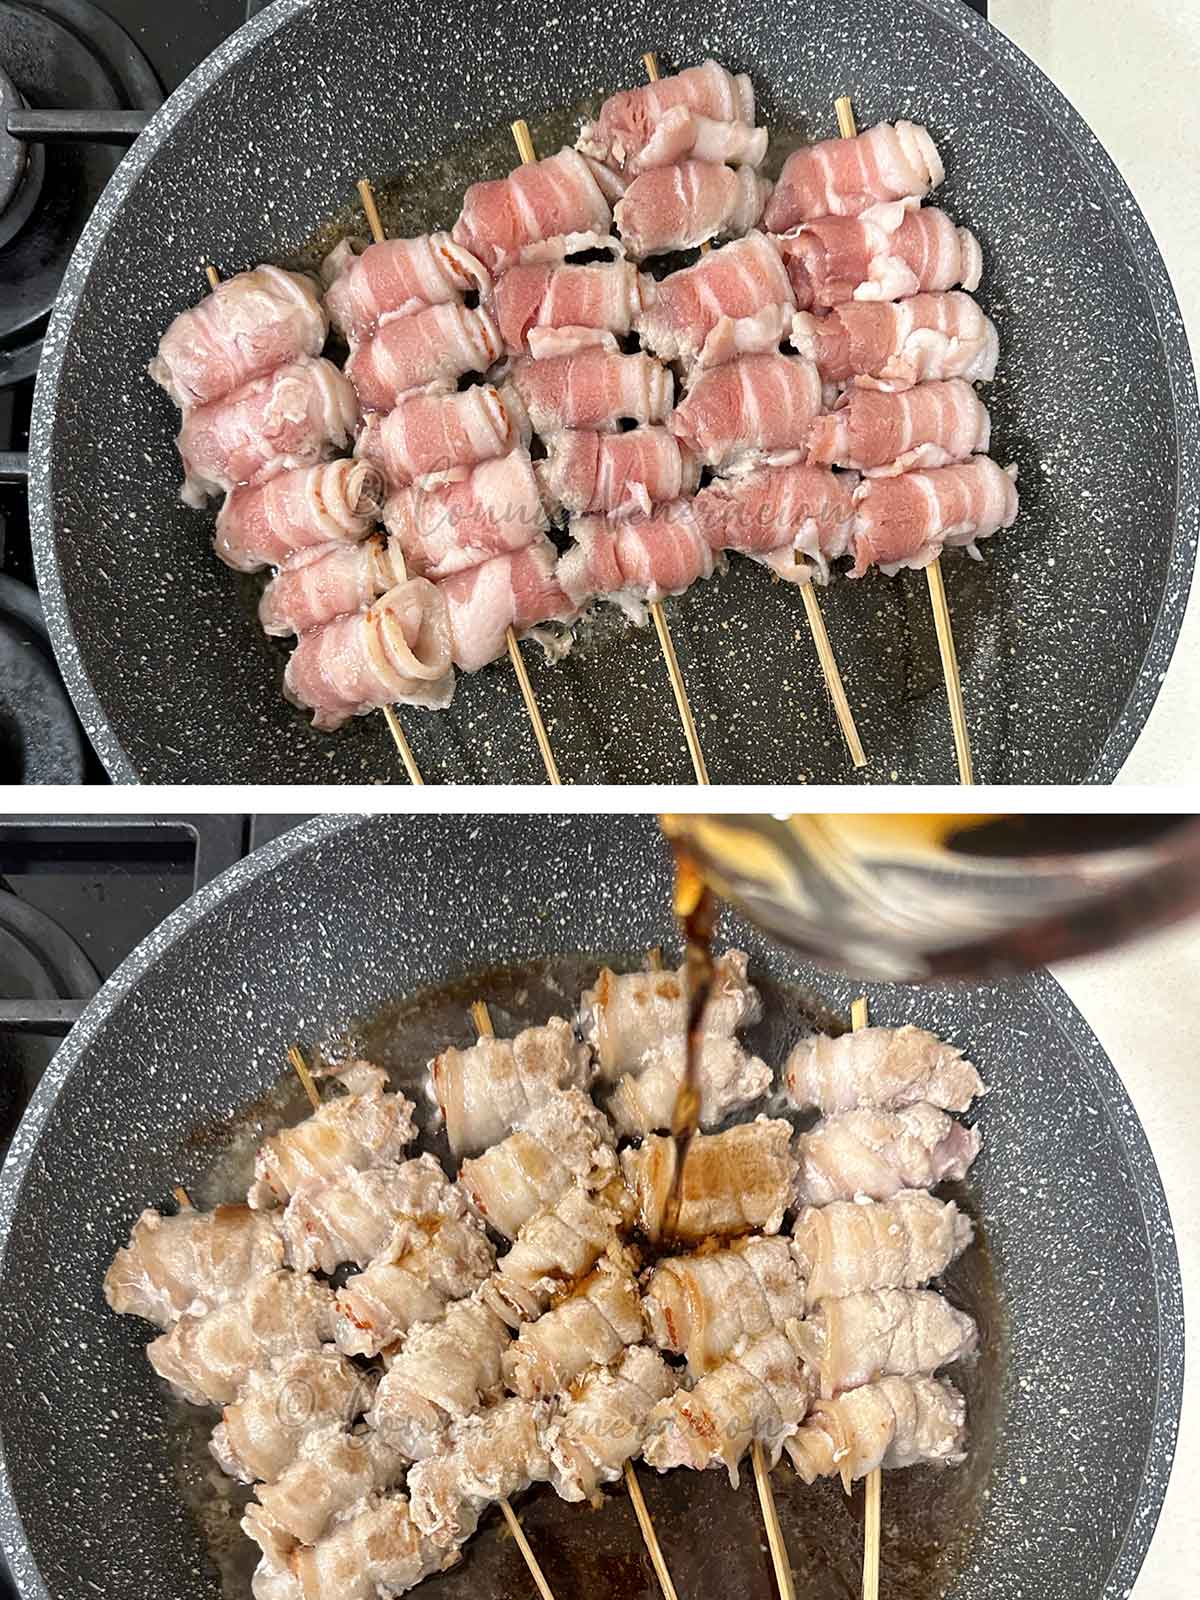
25,0,1200,785
0,811,1185,1600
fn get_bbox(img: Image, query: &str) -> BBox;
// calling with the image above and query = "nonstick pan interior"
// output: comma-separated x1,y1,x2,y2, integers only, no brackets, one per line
0,814,1183,1600
30,0,1199,783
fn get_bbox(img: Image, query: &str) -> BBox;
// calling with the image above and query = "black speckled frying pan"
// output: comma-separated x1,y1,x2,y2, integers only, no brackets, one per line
29,0,1199,784
0,814,1183,1600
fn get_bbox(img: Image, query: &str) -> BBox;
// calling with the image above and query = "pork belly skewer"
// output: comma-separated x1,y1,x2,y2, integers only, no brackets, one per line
509,118,708,784
355,181,562,785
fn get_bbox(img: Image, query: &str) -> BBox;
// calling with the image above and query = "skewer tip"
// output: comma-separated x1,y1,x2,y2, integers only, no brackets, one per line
203,264,221,290
286,1043,322,1111
834,95,857,138
511,118,536,164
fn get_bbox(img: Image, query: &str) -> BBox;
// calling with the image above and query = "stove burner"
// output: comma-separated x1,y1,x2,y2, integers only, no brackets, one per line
0,0,160,386
0,573,86,781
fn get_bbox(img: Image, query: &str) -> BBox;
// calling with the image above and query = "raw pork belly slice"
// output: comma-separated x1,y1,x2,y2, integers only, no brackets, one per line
244,1427,407,1557
280,1492,446,1600
579,60,759,174
808,378,990,477
367,1295,510,1459
176,357,358,507
643,1325,812,1487
603,1035,772,1138
407,1397,552,1550
764,121,944,233
579,950,760,1079
621,1117,798,1244
258,536,400,638
283,578,456,729
691,461,857,580
249,1062,418,1209
356,384,528,489
452,147,616,274
345,302,500,413
150,266,327,411
507,345,673,434
547,1345,679,1504
615,162,770,259
383,448,548,581
539,427,700,519
852,456,1019,576
775,204,982,312
793,1102,981,1206
322,233,490,344
558,500,714,618
442,539,576,672
635,232,795,367
792,1288,977,1397
794,1191,973,1306
644,1235,808,1377
213,1348,374,1484
482,1177,636,1327
501,1249,644,1398
786,1024,986,1117
281,1153,472,1275
489,260,643,356
791,290,999,390
214,459,385,573
429,1016,594,1157
104,1203,284,1329
785,1374,967,1487
670,352,822,470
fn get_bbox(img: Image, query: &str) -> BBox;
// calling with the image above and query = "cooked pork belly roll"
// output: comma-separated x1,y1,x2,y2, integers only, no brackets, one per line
258,535,400,638
453,147,617,274
791,290,999,391
345,302,501,414
147,1268,337,1406
643,1325,812,1487
507,345,673,435
368,1295,510,1459
786,1024,986,1117
284,1492,448,1600
282,1152,471,1273
214,1347,373,1484
615,162,771,259
483,1176,636,1327
244,1426,407,1555
538,427,700,520
764,121,944,234
669,353,822,471
150,266,327,411
793,1288,977,1398
546,1345,679,1503
408,1397,552,1548
794,1103,981,1207
635,232,795,368
383,448,548,582
104,1202,284,1328
249,1062,417,1209
322,234,490,345
774,204,982,312
442,540,576,673
430,1017,593,1158
176,357,358,508
355,384,527,490
604,1037,773,1139
785,1374,967,1487
644,1235,807,1377
558,501,715,620
621,1117,798,1244
283,577,456,729
793,1190,974,1305
691,461,858,581
579,61,758,174
490,260,644,356
458,1087,617,1239
502,1248,644,1398
215,459,385,573
808,378,991,478
580,950,759,1078
851,456,1019,576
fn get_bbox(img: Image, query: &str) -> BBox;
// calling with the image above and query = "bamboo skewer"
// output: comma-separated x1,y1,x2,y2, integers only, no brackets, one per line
833,94,972,785
753,1440,797,1600
848,991,881,1600
203,260,425,783
507,118,705,784
641,52,865,772
355,178,563,784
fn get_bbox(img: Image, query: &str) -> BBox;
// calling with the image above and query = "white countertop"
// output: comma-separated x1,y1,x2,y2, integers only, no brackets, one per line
992,0,1200,783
